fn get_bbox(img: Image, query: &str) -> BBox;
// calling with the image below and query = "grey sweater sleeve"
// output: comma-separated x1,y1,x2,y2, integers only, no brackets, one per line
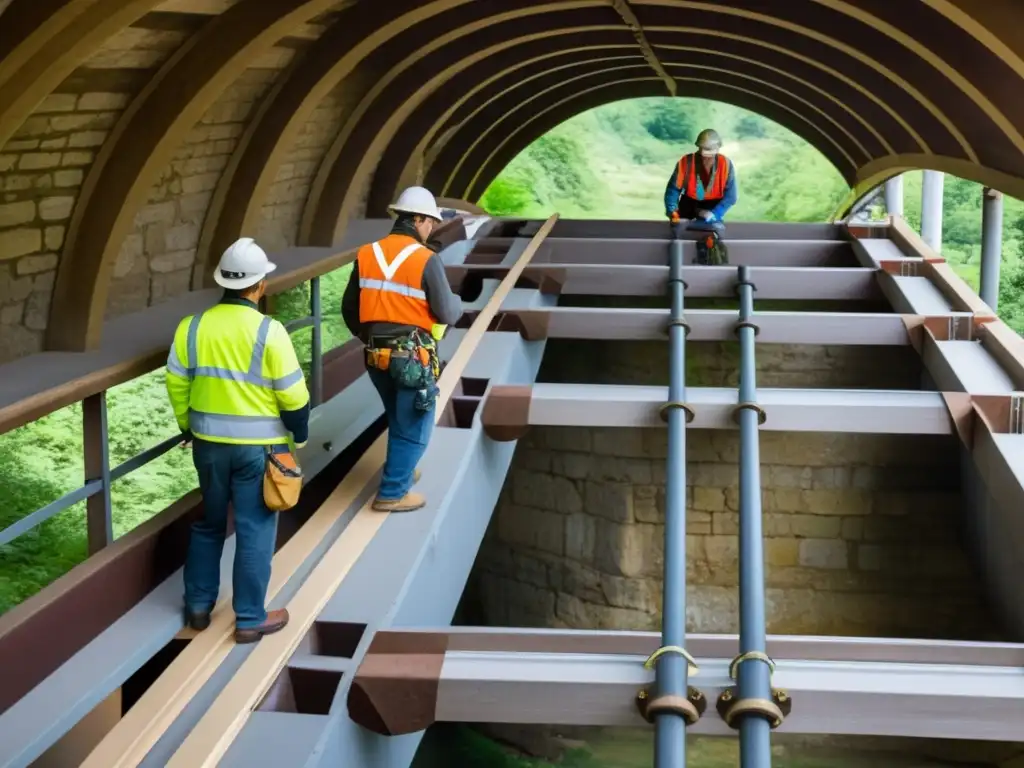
421,253,463,325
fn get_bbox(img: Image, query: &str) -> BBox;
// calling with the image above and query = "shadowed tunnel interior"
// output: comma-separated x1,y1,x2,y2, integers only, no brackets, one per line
1,0,1023,358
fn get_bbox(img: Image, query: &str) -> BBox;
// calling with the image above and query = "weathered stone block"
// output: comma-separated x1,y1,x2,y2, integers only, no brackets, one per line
551,451,590,480
693,486,726,512
564,513,596,563
18,153,61,170
16,253,57,276
38,196,74,221
766,538,800,567
0,228,41,260
497,505,564,556
583,480,633,523
78,92,130,111
799,538,848,569
24,290,50,330
150,249,194,274
150,268,191,303
789,513,842,538
38,94,77,113
0,301,24,324
0,200,35,228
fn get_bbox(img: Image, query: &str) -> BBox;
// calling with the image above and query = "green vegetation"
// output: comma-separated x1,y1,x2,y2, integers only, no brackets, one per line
2,96,1022,619
480,98,1024,332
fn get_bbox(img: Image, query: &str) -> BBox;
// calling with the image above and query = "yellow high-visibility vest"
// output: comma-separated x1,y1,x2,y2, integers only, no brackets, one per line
165,301,309,445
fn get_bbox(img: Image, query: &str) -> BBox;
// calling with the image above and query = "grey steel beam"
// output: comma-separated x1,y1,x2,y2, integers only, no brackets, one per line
522,239,857,267
347,628,1024,741
480,384,956,437
980,188,1004,310
450,264,880,300
850,238,908,268
542,219,844,241
208,320,555,768
502,307,913,345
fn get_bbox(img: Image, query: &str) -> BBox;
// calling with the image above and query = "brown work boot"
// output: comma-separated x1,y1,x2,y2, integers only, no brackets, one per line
372,492,426,513
234,608,289,644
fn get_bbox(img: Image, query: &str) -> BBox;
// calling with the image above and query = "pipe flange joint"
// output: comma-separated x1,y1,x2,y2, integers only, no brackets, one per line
734,279,758,297
667,318,691,336
635,687,706,726
667,278,689,290
716,690,788,729
660,401,695,424
732,402,766,426
734,319,760,337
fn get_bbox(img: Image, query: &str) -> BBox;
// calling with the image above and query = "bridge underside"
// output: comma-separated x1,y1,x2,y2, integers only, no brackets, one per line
1,1,1024,362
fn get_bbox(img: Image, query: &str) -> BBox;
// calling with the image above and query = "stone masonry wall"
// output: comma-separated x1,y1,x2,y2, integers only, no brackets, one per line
468,339,998,641
0,12,366,364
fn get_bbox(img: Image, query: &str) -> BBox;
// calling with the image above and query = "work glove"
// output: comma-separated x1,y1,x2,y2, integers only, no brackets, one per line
698,210,717,222
669,211,681,224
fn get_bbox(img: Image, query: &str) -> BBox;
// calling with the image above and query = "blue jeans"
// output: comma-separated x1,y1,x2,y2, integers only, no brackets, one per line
367,367,434,500
183,440,281,629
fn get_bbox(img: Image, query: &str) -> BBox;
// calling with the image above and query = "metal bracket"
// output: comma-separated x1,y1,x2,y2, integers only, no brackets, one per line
732,401,766,426
716,686,792,729
660,401,695,424
667,318,691,336
734,319,760,337
636,686,707,725
1012,394,1024,435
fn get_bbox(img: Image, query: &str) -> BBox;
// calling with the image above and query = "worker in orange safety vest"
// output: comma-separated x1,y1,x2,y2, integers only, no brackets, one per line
340,186,463,513
664,128,738,226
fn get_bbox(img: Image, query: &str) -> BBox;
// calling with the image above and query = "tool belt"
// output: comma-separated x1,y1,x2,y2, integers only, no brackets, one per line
365,329,440,411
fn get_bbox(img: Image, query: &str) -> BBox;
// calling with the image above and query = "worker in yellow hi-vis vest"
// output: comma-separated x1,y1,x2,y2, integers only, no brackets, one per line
341,186,463,512
165,237,309,644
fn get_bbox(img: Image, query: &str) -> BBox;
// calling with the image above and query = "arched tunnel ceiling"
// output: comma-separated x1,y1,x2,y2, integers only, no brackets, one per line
1,0,1023,352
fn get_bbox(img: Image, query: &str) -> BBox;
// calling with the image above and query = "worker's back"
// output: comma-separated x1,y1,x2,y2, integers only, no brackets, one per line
168,300,308,445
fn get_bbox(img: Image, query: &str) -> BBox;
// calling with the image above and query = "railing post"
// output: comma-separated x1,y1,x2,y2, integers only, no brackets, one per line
82,392,113,554
732,266,774,767
652,235,694,767
980,187,1004,311
310,276,323,408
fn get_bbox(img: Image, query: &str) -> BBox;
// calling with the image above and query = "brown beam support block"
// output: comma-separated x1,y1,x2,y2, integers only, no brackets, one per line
348,631,449,736
900,314,997,353
481,385,533,442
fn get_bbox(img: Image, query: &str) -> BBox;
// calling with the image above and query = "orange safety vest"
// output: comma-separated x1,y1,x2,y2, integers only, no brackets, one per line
675,153,732,200
357,234,436,331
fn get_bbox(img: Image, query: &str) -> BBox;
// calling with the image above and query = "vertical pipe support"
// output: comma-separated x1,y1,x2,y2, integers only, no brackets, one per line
884,174,904,218
980,187,1003,311
920,170,944,252
649,236,696,767
310,276,323,407
728,266,776,767
83,392,113,554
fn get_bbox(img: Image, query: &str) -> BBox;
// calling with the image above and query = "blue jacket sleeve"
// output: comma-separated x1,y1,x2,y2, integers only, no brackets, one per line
664,164,681,217
710,162,738,220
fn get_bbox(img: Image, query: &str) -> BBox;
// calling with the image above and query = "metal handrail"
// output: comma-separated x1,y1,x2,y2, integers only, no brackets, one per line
0,275,326,554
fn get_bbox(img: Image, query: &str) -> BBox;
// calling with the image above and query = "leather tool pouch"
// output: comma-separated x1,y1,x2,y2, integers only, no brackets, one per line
263,448,302,512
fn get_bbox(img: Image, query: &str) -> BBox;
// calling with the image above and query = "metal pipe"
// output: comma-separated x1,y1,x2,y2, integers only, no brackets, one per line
310,276,323,408
920,170,944,252
980,188,1003,311
735,266,772,767
654,235,690,767
884,175,904,217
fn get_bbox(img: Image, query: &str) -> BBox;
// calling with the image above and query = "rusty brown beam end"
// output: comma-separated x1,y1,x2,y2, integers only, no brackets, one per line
480,384,534,442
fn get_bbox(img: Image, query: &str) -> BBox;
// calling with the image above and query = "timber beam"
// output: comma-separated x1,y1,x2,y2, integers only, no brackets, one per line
446,264,882,300
479,384,960,440
348,628,1024,740
462,307,914,345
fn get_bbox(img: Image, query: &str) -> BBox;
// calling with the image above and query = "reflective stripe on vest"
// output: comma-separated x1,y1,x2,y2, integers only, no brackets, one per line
176,310,291,441
357,236,435,330
167,313,302,391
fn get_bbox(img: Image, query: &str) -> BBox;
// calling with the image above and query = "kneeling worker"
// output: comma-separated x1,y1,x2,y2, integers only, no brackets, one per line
664,128,737,225
341,186,463,512
167,237,310,644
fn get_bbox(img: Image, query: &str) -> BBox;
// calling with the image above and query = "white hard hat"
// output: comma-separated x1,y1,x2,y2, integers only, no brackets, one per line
214,237,277,290
388,186,442,222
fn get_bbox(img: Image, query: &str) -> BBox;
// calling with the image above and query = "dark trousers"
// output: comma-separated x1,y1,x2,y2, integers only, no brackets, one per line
367,367,434,500
677,195,724,219
183,440,281,629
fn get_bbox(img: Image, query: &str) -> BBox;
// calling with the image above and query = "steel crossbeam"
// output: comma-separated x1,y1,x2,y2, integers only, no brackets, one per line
448,263,879,299
347,629,1024,742
498,307,912,344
